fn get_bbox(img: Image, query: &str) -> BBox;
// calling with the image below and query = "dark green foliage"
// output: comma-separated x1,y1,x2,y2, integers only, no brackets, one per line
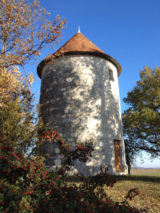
0,91,43,155
123,66,160,168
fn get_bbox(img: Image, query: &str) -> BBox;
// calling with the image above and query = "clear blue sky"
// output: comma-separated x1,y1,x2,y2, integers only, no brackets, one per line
28,0,160,168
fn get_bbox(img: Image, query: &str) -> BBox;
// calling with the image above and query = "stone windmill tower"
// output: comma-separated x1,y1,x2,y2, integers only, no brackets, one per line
37,30,128,176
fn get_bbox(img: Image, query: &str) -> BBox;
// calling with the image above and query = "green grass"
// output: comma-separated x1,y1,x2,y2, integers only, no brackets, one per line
66,169,160,213
105,169,160,213
131,168,160,177
104,175,160,213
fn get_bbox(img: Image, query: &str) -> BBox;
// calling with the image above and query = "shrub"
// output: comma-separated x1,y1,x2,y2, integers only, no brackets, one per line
0,133,148,213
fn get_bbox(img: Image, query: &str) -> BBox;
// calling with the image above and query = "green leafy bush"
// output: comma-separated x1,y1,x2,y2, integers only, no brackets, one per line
0,133,147,213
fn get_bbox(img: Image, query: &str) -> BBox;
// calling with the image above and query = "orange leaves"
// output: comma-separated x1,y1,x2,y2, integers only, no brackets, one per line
0,0,66,68
28,73,34,86
0,66,33,107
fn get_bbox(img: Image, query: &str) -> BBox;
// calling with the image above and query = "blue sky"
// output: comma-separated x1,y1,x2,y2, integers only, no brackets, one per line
27,0,160,168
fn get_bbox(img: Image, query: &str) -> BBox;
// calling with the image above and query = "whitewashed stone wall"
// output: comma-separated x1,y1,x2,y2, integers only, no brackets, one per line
40,54,128,176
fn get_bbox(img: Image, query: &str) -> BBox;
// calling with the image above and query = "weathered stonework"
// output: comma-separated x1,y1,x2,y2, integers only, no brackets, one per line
39,53,128,176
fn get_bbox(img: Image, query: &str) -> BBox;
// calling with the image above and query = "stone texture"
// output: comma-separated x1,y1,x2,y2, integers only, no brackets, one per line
39,54,128,176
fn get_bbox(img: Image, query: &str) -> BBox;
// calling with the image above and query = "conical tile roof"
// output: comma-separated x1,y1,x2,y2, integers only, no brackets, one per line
56,32,104,54
37,32,121,78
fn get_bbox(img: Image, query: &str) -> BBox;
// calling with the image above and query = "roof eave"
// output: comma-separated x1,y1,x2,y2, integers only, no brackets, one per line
37,51,122,78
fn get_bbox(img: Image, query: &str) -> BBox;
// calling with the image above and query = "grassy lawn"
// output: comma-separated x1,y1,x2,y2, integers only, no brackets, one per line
67,169,160,213
131,168,160,177
104,175,160,213
106,169,160,213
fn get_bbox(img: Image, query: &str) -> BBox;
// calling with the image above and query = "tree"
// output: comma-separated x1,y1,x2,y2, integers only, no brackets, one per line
0,0,66,155
0,0,65,103
124,139,140,175
0,0,65,68
123,66,160,170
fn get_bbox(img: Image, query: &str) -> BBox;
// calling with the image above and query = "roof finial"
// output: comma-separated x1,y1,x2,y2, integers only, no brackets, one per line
78,26,81,33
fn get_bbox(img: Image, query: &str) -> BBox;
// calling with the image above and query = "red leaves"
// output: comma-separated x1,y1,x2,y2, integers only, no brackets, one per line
40,129,94,166
77,145,84,150
58,169,65,176
23,190,34,195
0,136,144,213
41,130,60,142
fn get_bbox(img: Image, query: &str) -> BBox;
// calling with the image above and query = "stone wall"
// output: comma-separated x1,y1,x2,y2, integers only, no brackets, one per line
40,54,128,176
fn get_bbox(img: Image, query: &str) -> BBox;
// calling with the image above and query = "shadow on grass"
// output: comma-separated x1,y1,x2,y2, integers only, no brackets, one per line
62,174,160,184
114,175,160,183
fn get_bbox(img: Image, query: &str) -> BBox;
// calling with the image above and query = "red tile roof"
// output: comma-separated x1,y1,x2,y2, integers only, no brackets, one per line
37,32,121,78
55,32,104,54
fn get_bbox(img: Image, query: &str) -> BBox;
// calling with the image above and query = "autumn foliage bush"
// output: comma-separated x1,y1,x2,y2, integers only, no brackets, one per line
0,132,147,213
